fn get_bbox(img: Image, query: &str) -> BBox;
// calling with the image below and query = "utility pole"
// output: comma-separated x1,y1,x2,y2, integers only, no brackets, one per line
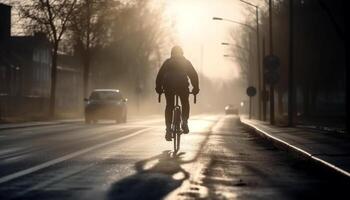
256,7,261,120
237,0,261,120
249,33,253,90
262,36,267,121
288,0,294,126
136,65,141,113
84,0,91,98
269,0,275,125
200,44,203,82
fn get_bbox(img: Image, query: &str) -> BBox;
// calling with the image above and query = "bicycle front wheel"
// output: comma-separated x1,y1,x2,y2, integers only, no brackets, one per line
173,107,181,153
176,132,181,151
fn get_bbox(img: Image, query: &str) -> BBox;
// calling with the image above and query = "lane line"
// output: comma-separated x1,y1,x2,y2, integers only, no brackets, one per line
0,115,159,132
17,163,96,197
0,127,132,161
0,127,152,184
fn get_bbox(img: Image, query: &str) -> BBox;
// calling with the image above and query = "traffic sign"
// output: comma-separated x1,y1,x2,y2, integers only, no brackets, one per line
246,86,257,97
246,86,256,119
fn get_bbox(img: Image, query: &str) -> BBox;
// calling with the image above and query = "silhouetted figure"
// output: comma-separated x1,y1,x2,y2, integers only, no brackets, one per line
156,46,199,141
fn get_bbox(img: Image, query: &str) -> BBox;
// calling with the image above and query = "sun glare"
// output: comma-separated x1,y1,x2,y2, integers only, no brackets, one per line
164,0,245,80
166,0,207,41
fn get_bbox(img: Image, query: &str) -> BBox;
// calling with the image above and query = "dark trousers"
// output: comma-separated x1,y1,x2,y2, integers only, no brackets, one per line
165,91,189,129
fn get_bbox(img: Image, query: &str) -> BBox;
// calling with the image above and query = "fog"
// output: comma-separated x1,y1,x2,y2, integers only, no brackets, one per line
98,74,247,118
0,0,346,131
0,0,256,122
0,0,264,121
115,0,254,116
72,0,251,117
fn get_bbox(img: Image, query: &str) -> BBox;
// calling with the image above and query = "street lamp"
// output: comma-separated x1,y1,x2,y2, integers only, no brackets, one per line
223,54,248,59
213,18,255,71
212,17,254,30
214,16,260,119
221,42,249,52
236,0,262,120
223,54,234,58
222,42,253,79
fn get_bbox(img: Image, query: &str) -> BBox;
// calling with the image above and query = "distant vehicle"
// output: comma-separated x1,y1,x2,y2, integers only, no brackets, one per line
84,89,127,124
225,104,238,115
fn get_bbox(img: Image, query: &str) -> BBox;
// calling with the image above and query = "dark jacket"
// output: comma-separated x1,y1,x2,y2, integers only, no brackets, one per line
156,56,199,92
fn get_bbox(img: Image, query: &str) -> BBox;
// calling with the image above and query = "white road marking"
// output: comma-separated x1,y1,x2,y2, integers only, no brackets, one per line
17,163,96,197
0,147,25,156
0,127,152,184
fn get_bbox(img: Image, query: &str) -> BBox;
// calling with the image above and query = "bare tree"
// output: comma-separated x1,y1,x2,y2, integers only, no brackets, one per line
92,0,170,94
19,0,77,118
228,28,253,83
69,0,117,98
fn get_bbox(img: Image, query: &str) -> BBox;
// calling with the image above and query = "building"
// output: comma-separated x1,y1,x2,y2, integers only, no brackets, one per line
0,4,51,119
56,52,83,115
0,3,84,120
0,3,11,41
10,33,52,97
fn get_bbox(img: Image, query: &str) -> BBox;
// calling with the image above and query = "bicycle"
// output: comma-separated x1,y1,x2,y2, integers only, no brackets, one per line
158,92,196,154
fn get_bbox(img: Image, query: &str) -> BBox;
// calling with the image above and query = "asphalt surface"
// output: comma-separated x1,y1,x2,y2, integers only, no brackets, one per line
0,115,348,200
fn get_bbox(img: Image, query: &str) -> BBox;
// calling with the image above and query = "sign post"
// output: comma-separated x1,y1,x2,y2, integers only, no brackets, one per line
246,86,257,119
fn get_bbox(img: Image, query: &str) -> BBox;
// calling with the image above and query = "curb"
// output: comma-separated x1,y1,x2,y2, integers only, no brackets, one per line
0,120,82,131
240,119,350,179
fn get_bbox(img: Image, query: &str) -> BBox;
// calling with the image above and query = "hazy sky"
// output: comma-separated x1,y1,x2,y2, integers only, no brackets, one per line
1,0,265,80
163,0,264,80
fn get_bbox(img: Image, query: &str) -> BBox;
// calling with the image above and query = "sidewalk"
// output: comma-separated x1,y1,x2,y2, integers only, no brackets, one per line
171,115,349,199
241,117,350,178
0,119,83,130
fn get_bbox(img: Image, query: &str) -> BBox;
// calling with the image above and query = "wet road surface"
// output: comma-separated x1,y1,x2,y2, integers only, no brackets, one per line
0,115,348,199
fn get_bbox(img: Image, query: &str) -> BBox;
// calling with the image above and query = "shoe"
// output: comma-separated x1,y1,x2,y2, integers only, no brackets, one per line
182,121,189,134
165,129,172,141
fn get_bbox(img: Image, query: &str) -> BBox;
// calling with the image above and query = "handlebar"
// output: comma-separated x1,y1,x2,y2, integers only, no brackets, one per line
158,92,197,104
193,93,197,104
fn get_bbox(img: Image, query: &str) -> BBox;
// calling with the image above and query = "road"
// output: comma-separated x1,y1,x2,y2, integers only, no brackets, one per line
0,115,348,199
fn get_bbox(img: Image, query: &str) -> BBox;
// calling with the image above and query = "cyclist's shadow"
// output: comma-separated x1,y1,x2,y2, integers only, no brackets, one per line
107,150,190,200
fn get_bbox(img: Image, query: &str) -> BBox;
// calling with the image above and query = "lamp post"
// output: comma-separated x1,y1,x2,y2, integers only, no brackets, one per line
288,0,294,126
221,42,249,52
222,42,252,84
213,17,255,31
214,16,259,118
223,35,254,86
200,44,204,83
262,36,267,121
237,0,262,120
213,18,255,80
268,0,275,125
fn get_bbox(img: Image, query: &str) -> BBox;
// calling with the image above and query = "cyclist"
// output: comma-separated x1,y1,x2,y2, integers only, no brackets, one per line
156,46,199,141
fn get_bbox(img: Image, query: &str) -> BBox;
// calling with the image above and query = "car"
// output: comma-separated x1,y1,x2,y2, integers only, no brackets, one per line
225,104,238,115
84,89,127,124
